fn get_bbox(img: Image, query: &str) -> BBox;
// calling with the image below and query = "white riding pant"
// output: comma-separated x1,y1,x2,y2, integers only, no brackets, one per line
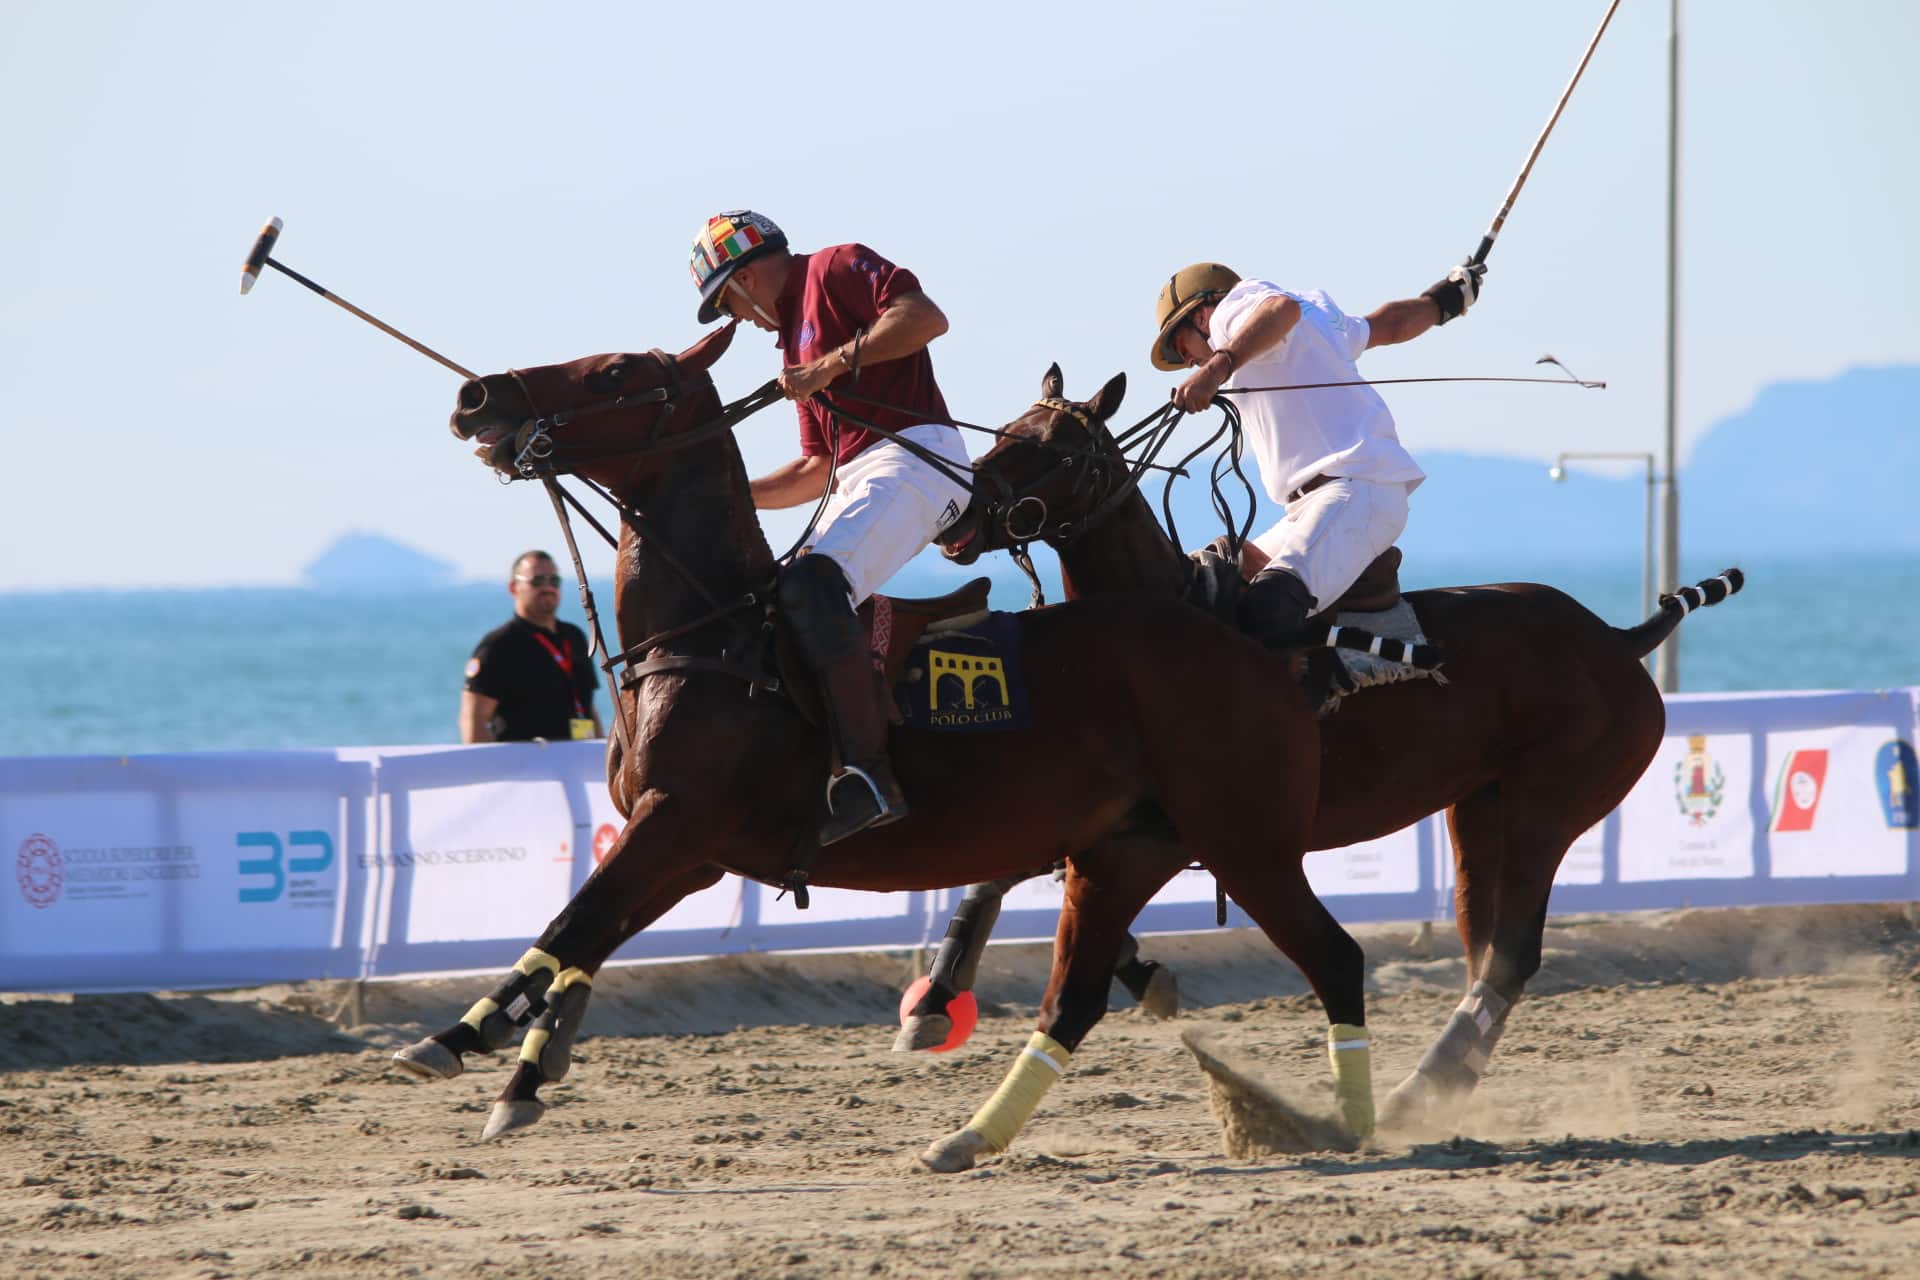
806,423,972,605
1251,477,1411,617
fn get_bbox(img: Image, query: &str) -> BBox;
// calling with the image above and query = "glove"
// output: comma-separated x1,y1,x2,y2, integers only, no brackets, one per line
1421,260,1487,325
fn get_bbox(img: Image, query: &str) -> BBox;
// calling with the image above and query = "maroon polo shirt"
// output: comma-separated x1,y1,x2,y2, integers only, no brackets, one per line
776,244,952,466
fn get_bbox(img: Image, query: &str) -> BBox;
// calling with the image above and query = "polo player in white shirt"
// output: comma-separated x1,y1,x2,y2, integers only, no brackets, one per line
1151,260,1484,645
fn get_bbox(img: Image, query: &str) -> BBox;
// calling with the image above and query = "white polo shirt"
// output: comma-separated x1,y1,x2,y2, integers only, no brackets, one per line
1209,280,1425,502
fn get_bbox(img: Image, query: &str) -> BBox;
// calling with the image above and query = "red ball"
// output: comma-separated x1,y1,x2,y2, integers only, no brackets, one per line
898,976,978,1052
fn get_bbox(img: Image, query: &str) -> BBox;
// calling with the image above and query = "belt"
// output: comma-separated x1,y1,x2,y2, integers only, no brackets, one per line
1287,473,1341,503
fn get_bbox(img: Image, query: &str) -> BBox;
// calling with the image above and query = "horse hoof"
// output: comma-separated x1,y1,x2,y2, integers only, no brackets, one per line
1138,966,1180,1020
1377,1072,1440,1136
391,1038,463,1081
481,1099,545,1141
892,1013,955,1053
920,1126,994,1173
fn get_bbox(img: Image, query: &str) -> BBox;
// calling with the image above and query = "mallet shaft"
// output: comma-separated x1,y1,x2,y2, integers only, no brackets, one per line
1471,0,1623,266
264,258,476,380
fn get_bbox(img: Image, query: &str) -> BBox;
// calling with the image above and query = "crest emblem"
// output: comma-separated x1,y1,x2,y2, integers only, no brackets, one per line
16,833,63,909
1674,734,1726,827
1879,740,1919,830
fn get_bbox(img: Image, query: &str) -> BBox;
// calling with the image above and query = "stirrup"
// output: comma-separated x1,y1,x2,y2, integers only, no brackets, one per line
821,766,907,846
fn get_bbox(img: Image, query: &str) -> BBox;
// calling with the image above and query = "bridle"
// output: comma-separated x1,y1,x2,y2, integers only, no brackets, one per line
969,397,1188,605
497,352,788,756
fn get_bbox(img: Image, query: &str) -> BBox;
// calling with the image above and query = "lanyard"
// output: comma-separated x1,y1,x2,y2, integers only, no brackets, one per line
530,629,585,717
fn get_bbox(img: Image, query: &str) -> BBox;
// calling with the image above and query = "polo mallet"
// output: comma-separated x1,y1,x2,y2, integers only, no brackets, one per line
238,216,477,380
1469,0,1623,267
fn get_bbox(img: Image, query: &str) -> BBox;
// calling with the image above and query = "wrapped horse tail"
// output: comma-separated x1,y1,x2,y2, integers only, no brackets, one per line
1617,568,1745,660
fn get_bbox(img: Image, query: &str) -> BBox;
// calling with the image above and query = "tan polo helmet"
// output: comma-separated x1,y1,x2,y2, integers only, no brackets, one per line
1151,263,1241,371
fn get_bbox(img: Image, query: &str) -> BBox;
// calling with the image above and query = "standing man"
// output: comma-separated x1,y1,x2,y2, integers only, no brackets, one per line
1150,259,1486,645
689,210,970,844
460,551,603,743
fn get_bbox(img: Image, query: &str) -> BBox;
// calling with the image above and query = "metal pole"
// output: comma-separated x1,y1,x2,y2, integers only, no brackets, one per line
1658,0,1683,692
1642,457,1655,646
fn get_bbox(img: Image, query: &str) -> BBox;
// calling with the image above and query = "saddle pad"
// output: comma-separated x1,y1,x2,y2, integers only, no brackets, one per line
894,610,1031,733
1328,598,1442,702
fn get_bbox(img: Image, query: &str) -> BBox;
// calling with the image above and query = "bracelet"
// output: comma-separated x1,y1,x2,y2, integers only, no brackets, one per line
1215,348,1238,374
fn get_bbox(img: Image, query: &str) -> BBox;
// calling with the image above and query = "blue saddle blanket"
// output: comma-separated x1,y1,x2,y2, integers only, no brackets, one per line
894,610,1031,733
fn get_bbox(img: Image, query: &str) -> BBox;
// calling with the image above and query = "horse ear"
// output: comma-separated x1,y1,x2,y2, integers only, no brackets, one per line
1086,372,1127,421
676,320,740,374
1041,363,1064,400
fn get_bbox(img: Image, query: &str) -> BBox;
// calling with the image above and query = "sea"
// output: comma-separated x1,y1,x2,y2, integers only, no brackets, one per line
3,550,1915,759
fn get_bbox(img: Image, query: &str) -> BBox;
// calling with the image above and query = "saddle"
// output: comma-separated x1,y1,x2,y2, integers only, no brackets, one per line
1325,547,1402,614
1188,539,1403,616
773,576,995,732
860,577,995,691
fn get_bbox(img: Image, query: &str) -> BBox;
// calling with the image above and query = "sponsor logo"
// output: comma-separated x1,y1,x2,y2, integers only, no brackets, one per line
925,649,1013,727
237,830,334,906
1879,739,1919,830
936,498,962,532
797,321,817,351
1770,748,1829,833
593,823,620,864
1674,734,1727,827
17,833,63,909
465,657,481,679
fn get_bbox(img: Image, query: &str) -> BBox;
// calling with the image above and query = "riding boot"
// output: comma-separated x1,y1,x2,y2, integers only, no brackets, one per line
1236,566,1318,648
779,554,909,845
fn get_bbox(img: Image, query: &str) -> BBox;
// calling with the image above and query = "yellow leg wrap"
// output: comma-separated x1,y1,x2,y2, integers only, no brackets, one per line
966,1032,1071,1153
517,968,592,1069
1328,1023,1374,1137
460,948,562,1031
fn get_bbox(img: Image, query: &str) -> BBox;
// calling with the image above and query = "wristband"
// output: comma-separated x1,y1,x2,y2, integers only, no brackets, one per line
1214,348,1238,374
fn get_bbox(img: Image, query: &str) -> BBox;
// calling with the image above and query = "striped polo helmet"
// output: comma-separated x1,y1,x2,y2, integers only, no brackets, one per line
691,210,788,324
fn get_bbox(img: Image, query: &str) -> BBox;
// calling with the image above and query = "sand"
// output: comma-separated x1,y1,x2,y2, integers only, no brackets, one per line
4,902,1920,1279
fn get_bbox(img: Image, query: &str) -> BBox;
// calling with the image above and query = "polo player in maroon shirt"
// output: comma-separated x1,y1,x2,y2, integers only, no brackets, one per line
691,210,971,845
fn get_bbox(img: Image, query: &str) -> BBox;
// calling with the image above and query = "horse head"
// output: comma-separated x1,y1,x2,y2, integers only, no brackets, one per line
448,322,739,494
940,363,1128,565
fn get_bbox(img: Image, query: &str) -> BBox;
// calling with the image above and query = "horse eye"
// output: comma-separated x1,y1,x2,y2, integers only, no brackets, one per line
589,361,628,393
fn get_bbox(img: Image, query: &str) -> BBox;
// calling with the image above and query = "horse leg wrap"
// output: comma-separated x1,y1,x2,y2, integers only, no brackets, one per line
460,948,561,1050
1411,981,1512,1095
516,969,593,1082
965,1031,1072,1153
1328,1023,1375,1138
931,888,1003,994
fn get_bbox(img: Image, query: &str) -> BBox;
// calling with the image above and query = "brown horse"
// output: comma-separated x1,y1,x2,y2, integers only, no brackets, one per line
939,365,1743,1131
394,327,1369,1170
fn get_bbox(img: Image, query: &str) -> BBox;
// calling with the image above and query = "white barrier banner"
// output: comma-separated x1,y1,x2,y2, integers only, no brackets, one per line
1305,826,1422,897
1554,820,1607,886
387,778,575,946
1618,730,1756,881
1764,725,1910,878
3,687,1916,993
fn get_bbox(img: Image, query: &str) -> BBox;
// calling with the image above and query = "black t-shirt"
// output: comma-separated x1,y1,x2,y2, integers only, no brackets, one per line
464,617,599,741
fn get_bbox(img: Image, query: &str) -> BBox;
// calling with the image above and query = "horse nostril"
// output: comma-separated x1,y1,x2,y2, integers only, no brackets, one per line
458,379,489,412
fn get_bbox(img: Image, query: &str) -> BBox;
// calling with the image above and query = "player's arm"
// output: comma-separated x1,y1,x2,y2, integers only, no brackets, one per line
750,455,832,509
1368,260,1489,348
777,290,949,401
1173,295,1301,412
1363,296,1444,349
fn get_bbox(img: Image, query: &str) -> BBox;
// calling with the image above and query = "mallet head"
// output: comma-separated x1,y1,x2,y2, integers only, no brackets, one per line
239,216,283,295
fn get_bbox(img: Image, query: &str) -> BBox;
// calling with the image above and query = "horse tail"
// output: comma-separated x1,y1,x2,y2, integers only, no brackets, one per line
1617,567,1745,660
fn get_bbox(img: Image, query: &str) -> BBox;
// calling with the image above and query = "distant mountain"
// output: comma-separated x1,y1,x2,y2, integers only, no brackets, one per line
302,532,458,591
886,362,1919,601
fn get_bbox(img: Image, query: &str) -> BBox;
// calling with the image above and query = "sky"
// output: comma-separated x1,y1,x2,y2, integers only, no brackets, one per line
2,1,1916,591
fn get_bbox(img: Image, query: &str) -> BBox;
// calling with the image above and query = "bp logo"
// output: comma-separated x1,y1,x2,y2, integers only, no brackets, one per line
1674,734,1726,827
16,833,63,909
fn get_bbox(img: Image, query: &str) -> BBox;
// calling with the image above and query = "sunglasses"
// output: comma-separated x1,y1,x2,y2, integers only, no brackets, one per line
515,573,564,588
